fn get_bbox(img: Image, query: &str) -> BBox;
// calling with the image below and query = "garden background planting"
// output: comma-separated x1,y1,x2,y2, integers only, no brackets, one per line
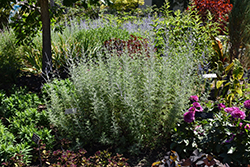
0,0,250,166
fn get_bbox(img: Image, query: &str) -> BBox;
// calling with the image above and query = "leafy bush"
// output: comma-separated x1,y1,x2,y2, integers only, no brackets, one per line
152,3,218,60
108,0,144,11
189,0,233,34
0,120,32,165
0,87,42,118
43,32,204,153
0,88,54,165
171,96,250,165
8,108,54,149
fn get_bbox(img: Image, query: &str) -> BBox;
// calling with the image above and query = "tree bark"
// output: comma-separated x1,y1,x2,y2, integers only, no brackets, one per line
40,0,52,74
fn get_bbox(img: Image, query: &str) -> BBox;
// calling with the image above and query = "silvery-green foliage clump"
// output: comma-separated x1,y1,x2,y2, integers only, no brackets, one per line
43,35,204,152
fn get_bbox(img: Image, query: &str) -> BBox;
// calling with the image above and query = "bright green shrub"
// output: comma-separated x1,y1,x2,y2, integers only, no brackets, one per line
8,108,54,149
0,121,32,164
152,3,219,59
0,87,42,118
108,0,144,11
0,88,54,165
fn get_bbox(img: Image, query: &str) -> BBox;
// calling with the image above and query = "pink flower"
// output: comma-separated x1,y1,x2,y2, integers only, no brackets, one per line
218,103,226,110
189,95,199,102
244,100,250,109
184,110,195,123
224,107,240,114
192,102,203,112
245,124,250,130
231,109,246,120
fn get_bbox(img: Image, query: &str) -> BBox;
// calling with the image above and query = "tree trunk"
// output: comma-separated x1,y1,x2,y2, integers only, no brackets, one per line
40,0,52,74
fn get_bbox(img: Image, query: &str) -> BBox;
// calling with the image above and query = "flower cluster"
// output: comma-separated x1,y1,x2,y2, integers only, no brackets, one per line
184,95,203,123
218,103,226,110
189,95,199,102
225,107,246,120
244,100,250,109
184,98,250,123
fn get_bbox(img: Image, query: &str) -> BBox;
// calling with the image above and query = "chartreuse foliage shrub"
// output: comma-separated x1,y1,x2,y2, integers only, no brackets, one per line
107,0,144,11
171,95,250,166
43,28,206,154
151,2,219,59
0,88,54,165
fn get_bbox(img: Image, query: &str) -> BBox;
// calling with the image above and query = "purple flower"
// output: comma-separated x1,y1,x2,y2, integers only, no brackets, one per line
184,110,195,123
244,100,250,109
189,95,199,102
231,109,246,120
192,102,203,112
218,103,226,110
224,107,240,113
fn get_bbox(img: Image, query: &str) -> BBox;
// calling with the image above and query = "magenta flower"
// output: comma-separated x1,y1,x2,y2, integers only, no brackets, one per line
244,100,250,109
184,110,195,123
224,107,240,113
231,109,246,120
218,103,226,110
192,102,203,112
189,95,199,102
245,124,250,130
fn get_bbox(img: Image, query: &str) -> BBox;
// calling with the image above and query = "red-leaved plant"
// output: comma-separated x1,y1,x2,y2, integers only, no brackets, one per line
104,35,152,59
188,0,233,34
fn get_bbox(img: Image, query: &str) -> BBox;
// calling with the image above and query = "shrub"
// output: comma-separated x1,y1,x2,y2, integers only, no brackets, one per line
0,121,32,165
108,0,144,11
171,96,250,165
43,33,204,153
189,0,233,34
103,34,152,58
0,87,42,118
152,3,218,60
0,88,54,165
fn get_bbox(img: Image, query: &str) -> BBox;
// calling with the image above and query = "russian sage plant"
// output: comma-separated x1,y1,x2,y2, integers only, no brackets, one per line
43,35,204,153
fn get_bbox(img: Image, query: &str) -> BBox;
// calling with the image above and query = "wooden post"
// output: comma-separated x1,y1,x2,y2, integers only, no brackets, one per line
40,0,52,74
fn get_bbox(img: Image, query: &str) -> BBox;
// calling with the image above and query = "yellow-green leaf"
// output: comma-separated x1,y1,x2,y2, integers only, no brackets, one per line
235,89,243,96
216,80,225,89
225,62,234,73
